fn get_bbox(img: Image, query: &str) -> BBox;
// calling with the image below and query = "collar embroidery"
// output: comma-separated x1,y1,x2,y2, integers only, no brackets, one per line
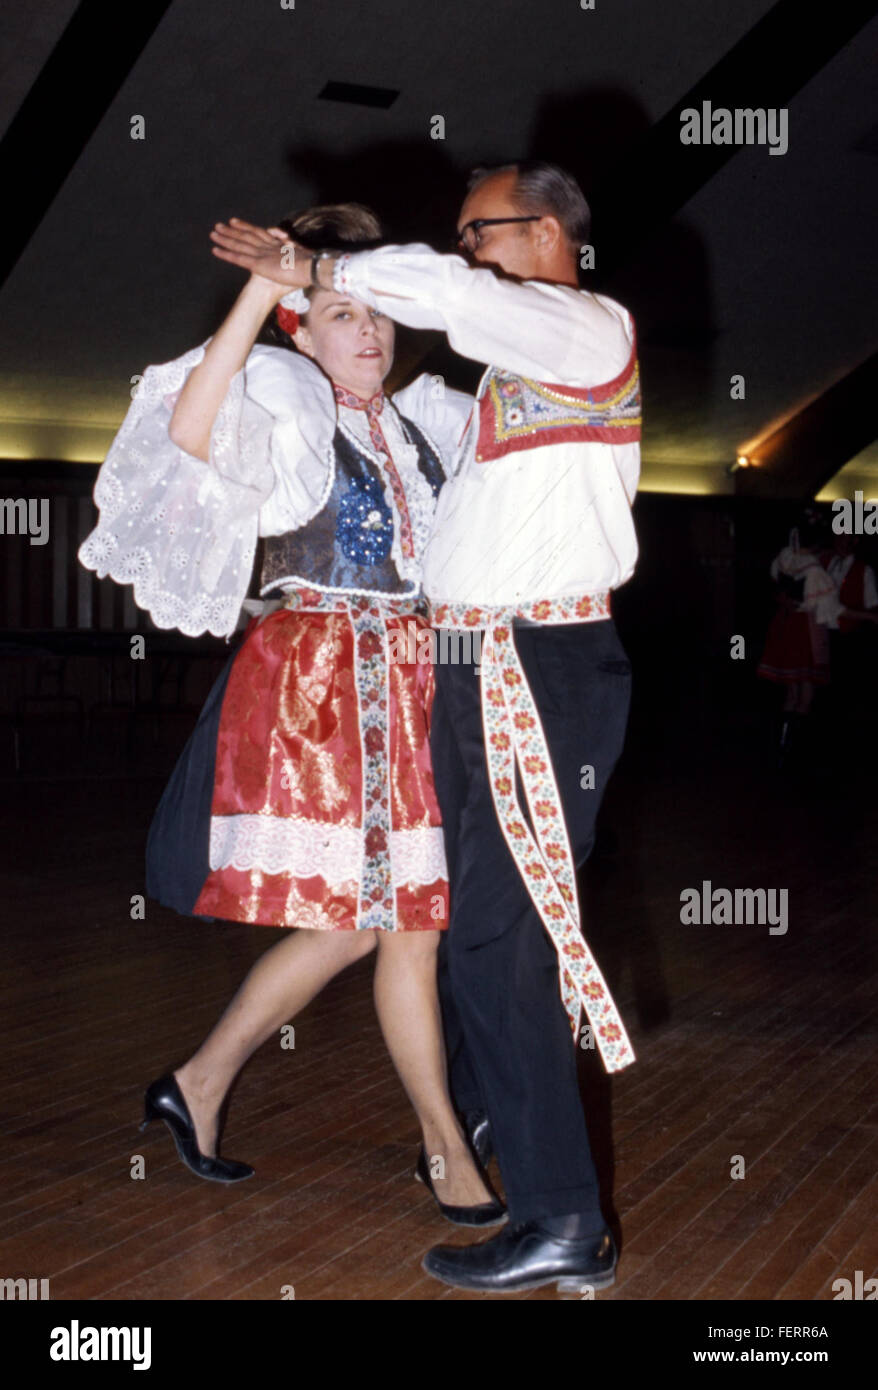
332,383,386,415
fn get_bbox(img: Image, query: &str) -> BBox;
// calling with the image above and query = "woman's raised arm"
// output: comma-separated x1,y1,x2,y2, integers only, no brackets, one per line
169,274,285,460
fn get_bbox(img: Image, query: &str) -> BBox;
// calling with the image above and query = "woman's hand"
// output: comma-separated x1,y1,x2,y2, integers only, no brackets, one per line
245,226,297,305
210,218,312,291
169,222,303,461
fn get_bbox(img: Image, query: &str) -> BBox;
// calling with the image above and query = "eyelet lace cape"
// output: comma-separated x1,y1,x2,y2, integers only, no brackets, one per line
79,345,473,637
78,345,349,637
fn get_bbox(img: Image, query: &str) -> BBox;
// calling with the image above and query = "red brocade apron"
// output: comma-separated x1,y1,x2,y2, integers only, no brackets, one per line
193,589,449,931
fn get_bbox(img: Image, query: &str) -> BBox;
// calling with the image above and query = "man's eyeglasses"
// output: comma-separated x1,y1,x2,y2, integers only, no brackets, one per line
454,216,541,254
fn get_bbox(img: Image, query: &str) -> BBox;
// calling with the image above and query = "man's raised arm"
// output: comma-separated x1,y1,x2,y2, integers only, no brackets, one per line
331,242,633,388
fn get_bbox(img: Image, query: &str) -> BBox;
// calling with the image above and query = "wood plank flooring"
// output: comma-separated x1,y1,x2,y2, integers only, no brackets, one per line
1,704,875,1301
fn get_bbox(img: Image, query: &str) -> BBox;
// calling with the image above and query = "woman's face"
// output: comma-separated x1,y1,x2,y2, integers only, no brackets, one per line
293,290,395,398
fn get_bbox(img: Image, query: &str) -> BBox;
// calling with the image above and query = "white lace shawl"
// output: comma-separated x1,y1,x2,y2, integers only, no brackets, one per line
78,341,470,637
78,344,337,637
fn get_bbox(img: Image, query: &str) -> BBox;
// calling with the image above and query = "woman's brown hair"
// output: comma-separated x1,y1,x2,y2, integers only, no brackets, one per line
264,202,383,349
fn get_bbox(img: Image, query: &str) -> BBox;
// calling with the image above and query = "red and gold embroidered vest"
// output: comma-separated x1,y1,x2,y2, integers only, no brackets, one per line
473,338,641,463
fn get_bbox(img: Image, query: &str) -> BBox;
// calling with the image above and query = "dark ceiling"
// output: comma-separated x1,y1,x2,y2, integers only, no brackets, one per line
0,0,875,498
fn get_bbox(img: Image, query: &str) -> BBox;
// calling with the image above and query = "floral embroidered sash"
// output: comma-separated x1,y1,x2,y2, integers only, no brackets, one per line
430,594,636,1074
282,587,427,929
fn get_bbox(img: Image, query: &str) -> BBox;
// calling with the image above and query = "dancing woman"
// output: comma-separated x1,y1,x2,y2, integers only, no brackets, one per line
79,203,501,1223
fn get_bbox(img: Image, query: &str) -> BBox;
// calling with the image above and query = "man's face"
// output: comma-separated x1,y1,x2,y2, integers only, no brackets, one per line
456,171,542,281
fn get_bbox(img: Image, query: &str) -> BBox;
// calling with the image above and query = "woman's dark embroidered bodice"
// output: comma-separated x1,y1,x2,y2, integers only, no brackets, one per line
260,414,444,597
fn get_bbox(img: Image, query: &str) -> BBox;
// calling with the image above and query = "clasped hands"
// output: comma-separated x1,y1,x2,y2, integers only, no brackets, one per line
210,218,326,291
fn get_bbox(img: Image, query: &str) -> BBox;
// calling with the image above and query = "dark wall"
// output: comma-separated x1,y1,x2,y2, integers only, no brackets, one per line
2,462,874,728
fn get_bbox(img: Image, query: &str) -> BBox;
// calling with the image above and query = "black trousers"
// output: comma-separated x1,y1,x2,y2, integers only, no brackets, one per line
431,618,631,1225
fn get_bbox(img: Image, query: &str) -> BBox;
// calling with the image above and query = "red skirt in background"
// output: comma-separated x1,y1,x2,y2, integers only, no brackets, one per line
757,606,830,685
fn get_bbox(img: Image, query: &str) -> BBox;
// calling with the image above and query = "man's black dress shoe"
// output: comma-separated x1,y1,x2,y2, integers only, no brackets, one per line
463,1109,492,1166
422,1219,616,1293
139,1074,254,1183
414,1146,507,1227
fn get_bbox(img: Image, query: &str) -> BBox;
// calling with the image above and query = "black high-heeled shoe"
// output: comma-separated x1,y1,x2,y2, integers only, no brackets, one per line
414,1145,507,1227
139,1073,254,1183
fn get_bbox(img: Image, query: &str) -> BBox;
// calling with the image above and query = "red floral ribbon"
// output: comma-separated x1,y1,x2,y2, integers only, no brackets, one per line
430,593,635,1073
332,383,415,557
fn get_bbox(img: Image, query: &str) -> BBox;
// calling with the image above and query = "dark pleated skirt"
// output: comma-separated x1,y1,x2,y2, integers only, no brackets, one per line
145,656,234,918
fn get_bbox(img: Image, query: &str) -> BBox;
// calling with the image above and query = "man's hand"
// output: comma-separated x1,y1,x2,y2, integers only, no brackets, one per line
210,218,312,288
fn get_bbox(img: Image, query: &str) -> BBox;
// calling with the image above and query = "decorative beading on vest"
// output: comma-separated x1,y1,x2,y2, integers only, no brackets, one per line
474,341,641,463
260,416,443,598
332,384,415,558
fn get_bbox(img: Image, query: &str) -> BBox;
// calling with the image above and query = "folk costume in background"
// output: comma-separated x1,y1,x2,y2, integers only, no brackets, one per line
331,243,639,1226
757,539,842,688
827,551,878,633
79,343,472,933
826,548,878,715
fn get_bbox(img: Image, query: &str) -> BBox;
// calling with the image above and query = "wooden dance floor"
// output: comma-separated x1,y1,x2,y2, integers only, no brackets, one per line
1,700,876,1301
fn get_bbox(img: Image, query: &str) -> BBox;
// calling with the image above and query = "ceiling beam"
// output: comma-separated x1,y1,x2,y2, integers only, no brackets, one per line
0,0,173,292
411,2,877,413
734,351,878,499
590,0,875,276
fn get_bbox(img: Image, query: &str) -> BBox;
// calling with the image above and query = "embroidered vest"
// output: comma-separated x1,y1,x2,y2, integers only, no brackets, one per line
473,339,641,463
260,415,444,597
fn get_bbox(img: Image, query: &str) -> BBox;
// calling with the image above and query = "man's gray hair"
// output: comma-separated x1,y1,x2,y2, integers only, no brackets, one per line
466,161,591,246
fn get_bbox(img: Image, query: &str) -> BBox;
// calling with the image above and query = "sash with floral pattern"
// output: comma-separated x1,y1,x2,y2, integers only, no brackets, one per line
282,587,427,929
430,593,636,1073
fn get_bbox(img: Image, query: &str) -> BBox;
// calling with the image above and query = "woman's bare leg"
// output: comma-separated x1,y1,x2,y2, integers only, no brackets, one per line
174,927,377,1155
373,930,495,1207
